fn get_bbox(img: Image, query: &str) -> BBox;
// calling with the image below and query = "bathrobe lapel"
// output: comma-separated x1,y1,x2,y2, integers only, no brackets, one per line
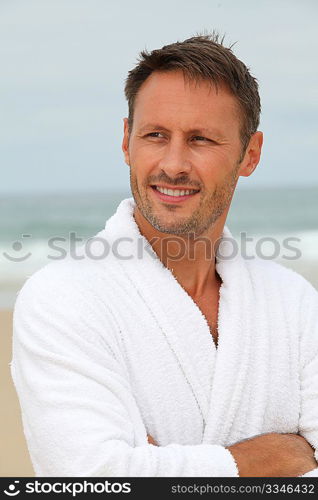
203,231,254,444
104,199,218,425
118,235,216,427
105,199,254,442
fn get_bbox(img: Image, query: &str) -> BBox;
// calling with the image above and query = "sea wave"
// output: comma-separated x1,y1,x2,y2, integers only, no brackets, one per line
1,230,317,309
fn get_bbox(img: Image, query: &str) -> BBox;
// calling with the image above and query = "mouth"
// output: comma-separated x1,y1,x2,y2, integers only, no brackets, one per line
150,185,200,203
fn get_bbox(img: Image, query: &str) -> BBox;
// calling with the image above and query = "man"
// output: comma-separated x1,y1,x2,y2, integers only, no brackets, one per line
11,34,318,477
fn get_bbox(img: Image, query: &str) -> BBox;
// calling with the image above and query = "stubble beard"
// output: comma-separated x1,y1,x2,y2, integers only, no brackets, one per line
130,163,240,237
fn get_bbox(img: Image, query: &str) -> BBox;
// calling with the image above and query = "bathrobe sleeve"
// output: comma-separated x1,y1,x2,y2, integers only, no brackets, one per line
11,263,239,477
298,282,318,477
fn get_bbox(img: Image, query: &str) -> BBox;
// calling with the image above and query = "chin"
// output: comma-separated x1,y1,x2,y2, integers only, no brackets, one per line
146,218,177,234
152,218,198,235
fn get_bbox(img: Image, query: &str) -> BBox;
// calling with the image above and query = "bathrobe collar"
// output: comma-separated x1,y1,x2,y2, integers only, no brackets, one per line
103,198,254,444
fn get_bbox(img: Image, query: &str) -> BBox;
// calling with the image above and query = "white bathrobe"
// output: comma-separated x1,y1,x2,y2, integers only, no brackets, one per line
11,198,318,477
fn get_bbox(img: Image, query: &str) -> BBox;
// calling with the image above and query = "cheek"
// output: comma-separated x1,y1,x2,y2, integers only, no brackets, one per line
195,153,239,191
130,144,160,172
196,150,234,177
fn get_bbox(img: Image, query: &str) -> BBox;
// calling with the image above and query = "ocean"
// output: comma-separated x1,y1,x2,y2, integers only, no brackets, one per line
1,186,317,309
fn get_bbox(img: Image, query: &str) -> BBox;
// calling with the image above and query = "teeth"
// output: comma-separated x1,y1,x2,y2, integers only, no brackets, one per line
155,186,198,196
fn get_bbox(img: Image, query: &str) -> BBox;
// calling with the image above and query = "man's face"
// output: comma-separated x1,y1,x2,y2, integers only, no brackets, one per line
122,70,259,236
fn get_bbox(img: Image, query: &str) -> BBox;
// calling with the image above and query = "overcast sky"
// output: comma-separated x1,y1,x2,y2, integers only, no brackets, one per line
1,0,317,194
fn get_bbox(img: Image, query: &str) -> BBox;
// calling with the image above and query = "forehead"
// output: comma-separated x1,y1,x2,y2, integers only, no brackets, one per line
132,70,241,134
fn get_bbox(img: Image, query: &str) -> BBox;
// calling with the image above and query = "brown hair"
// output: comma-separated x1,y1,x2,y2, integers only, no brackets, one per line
124,33,261,153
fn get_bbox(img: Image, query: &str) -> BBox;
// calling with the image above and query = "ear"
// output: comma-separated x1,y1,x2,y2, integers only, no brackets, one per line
122,118,130,166
238,131,263,177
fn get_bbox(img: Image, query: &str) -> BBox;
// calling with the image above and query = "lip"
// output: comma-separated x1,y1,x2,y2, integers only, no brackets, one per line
150,185,200,203
153,184,199,191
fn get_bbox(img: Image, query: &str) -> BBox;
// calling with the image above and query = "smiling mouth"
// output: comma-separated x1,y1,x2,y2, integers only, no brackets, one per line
151,185,200,197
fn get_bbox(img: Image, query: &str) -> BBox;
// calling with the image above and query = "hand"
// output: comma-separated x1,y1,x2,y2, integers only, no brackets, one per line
147,434,158,446
227,432,317,477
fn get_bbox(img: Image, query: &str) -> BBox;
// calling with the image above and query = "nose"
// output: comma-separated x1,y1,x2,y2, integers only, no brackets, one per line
157,137,192,177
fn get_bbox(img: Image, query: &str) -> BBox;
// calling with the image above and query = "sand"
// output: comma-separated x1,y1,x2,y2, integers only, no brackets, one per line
0,310,34,477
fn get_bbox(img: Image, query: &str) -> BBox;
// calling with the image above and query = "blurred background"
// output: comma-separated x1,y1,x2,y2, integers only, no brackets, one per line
1,0,317,476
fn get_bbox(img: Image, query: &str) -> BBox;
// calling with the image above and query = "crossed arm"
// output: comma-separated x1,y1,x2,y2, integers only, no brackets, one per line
148,433,318,477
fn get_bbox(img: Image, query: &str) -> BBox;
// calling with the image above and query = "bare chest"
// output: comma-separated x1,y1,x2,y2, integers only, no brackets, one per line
193,291,220,347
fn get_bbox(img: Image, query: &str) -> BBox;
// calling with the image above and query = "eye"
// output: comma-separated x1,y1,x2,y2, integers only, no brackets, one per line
192,136,210,142
146,132,164,138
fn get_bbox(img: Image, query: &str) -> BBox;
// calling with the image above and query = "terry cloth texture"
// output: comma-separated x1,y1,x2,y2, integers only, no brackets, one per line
11,198,318,477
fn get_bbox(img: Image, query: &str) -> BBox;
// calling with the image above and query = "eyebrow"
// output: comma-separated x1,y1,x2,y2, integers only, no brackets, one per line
137,124,225,140
138,124,169,134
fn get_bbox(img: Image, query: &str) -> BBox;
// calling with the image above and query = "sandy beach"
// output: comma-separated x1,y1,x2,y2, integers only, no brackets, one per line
0,309,34,476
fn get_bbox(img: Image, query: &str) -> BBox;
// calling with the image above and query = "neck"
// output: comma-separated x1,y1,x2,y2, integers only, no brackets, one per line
133,206,227,296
